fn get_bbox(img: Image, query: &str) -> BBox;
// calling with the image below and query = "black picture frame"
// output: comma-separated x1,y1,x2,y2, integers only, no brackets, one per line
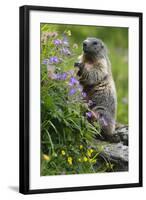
19,5,143,194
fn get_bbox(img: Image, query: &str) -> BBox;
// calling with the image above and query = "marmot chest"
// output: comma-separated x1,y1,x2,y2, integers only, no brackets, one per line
84,78,114,97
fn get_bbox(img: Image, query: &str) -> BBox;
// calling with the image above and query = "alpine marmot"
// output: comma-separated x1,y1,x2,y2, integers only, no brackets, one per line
75,37,117,140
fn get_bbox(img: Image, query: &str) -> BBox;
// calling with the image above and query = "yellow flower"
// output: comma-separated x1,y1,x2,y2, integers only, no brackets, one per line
61,150,66,156
87,148,94,157
83,156,88,162
79,145,83,150
42,154,50,161
67,157,73,165
89,159,96,164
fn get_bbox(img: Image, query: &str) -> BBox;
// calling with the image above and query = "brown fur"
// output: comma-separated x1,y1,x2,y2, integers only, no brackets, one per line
76,38,117,138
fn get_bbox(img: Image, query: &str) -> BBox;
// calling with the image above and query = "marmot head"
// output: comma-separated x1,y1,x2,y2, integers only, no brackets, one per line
83,37,107,57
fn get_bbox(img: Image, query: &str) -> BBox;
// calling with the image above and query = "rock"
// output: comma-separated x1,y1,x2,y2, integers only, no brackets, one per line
101,142,128,171
91,125,129,172
115,124,128,145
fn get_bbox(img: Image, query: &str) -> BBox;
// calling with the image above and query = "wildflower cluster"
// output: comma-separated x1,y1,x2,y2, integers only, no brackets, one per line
58,145,98,168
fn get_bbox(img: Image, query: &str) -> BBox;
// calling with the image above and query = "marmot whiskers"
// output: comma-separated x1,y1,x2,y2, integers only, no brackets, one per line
75,37,117,140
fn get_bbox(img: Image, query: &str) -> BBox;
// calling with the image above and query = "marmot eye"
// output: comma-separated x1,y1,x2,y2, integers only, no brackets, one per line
93,41,98,45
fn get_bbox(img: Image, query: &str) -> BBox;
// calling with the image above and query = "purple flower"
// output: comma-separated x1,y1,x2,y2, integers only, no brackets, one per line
69,88,76,96
49,56,59,64
60,72,67,80
55,74,62,80
53,39,62,45
69,77,79,86
65,48,71,56
42,59,48,65
53,72,67,80
82,92,87,98
86,112,92,118
60,47,71,56
60,48,71,55
62,35,69,47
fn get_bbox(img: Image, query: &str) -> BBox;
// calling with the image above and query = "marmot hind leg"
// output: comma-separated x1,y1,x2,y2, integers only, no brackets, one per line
92,109,120,142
